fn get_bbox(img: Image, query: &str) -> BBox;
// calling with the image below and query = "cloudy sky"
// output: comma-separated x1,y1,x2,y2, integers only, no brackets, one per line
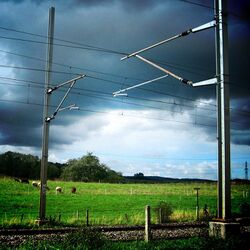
0,0,249,180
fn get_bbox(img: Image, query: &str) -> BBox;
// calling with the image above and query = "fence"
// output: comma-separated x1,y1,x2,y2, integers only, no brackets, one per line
0,204,215,227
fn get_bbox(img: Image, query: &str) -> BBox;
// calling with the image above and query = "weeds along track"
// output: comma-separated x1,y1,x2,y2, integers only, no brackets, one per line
0,222,208,247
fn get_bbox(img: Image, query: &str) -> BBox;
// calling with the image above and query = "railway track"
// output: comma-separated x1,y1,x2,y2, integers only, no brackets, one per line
0,221,207,235
0,221,249,248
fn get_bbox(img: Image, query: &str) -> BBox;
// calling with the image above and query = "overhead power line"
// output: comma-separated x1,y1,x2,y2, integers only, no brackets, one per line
179,0,250,21
1,80,249,126
0,79,217,121
0,24,249,115
0,64,81,76
0,35,125,55
0,63,218,111
1,66,250,118
0,26,126,56
0,97,217,128
0,74,217,113
179,0,214,10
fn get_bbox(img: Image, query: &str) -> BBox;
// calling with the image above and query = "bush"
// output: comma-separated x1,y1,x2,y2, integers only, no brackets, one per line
240,202,250,216
62,228,106,249
155,201,173,223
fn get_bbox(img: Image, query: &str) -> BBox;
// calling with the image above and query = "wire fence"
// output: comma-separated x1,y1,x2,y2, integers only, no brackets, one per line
0,205,216,226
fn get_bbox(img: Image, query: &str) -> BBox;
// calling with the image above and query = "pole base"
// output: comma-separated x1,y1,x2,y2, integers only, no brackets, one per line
209,221,240,239
35,219,49,226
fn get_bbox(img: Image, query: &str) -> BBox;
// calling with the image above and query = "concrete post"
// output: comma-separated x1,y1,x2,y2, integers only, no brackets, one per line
209,221,240,239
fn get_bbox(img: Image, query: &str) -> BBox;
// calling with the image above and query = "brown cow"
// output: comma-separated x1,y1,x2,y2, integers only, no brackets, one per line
71,187,77,194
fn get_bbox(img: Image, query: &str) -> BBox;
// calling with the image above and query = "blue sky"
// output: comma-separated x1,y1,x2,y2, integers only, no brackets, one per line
0,0,249,180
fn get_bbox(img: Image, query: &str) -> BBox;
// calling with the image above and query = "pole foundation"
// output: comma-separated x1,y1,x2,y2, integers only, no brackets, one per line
209,221,240,239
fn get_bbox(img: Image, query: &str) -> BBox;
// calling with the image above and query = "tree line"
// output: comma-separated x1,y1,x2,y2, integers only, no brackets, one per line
0,151,124,183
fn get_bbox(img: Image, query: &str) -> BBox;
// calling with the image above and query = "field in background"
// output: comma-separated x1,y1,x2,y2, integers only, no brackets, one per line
0,177,249,227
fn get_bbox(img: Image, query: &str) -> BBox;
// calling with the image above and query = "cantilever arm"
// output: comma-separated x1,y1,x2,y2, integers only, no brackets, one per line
113,75,168,97
121,20,216,61
47,74,85,94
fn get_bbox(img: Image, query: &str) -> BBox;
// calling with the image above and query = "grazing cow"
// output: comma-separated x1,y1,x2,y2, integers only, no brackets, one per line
56,186,62,194
32,181,39,187
71,187,76,194
14,178,29,184
20,178,29,184
14,178,20,182
32,181,49,190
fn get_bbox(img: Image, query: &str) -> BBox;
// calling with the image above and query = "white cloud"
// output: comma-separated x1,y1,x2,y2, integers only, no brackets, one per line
0,145,39,156
46,108,219,178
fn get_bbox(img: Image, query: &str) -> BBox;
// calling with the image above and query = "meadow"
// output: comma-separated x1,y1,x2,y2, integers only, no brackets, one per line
0,177,249,227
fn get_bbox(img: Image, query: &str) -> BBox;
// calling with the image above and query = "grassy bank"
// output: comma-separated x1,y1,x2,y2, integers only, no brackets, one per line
0,177,249,227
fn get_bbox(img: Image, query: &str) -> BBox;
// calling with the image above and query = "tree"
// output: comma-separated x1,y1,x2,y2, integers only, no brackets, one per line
61,152,124,183
0,151,63,179
134,172,144,179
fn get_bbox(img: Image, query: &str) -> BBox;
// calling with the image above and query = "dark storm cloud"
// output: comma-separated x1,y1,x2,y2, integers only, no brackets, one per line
0,104,42,147
71,0,114,7
231,130,250,146
230,99,250,132
0,0,43,4
70,0,164,10
0,0,249,150
197,98,250,147
228,0,250,23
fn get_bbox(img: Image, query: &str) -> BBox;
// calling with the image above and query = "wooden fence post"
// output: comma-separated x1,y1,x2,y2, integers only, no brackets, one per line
159,208,162,224
86,209,89,226
21,214,24,223
145,205,151,242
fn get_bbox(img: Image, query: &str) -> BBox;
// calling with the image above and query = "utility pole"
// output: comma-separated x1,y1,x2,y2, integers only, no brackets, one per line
245,161,248,180
115,0,238,237
215,0,231,220
39,6,55,223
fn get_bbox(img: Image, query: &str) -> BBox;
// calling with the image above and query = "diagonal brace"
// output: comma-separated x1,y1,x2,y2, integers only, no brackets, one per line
46,75,85,121
135,55,192,85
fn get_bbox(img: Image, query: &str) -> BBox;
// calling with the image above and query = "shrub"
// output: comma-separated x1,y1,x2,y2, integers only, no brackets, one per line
62,228,106,249
155,201,173,223
240,202,250,216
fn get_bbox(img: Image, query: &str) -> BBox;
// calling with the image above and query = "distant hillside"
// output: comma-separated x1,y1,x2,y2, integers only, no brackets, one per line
125,176,250,184
232,179,250,185
124,175,216,183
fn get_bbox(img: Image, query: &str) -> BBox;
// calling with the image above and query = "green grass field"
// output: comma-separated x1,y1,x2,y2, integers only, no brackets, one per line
0,177,249,227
